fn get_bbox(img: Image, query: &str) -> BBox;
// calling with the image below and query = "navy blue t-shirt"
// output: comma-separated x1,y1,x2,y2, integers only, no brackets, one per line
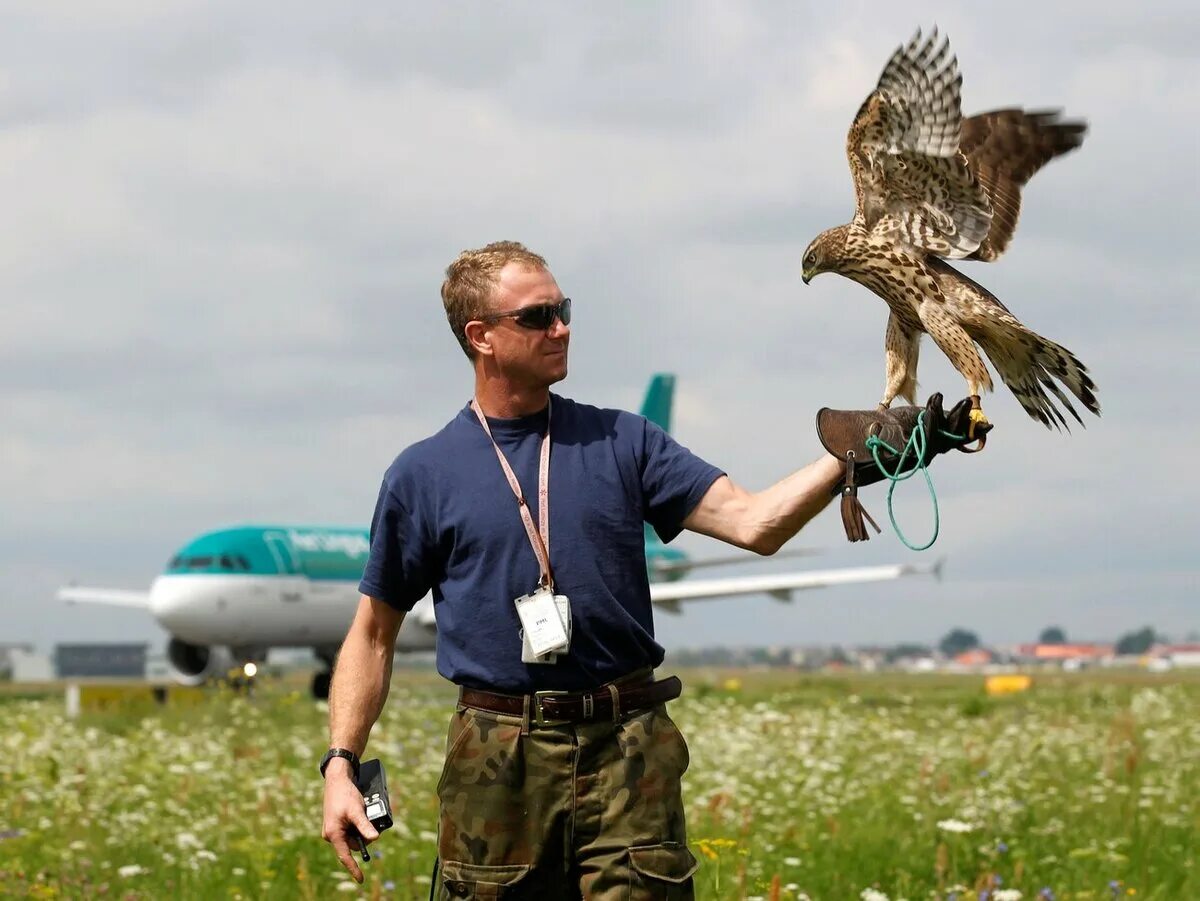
358,393,724,692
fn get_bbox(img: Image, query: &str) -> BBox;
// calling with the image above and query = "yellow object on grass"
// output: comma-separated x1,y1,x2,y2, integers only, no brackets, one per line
985,675,1032,696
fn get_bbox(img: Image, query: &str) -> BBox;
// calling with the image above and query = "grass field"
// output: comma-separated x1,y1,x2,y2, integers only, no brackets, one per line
1,670,1196,899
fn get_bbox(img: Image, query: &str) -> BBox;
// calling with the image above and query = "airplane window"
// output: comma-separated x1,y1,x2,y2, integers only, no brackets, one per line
188,556,213,568
236,555,251,571
219,555,234,570
169,556,183,569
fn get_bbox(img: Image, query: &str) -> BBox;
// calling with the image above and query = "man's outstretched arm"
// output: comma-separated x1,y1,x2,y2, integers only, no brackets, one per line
682,454,843,556
322,595,405,883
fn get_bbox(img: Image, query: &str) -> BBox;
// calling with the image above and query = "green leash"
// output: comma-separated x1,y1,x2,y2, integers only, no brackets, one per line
864,411,965,552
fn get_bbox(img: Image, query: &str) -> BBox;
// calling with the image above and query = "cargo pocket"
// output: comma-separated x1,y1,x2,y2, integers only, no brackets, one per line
439,860,531,899
628,842,698,900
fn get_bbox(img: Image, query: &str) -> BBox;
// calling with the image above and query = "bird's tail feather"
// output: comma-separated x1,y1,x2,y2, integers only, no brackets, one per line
981,329,1100,430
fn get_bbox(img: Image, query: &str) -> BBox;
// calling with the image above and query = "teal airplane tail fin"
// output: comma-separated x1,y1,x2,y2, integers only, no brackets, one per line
640,373,675,434
644,522,662,549
640,374,674,550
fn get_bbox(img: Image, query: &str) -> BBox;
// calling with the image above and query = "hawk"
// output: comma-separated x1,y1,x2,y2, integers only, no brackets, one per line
801,28,1099,436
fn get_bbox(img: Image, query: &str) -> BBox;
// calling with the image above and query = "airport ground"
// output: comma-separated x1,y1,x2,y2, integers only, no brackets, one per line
1,669,1197,900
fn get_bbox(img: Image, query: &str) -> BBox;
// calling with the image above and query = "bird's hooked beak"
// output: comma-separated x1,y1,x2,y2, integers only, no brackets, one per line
801,249,818,285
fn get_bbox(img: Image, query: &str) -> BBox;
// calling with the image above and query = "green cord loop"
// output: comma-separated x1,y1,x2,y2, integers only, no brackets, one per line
863,411,965,552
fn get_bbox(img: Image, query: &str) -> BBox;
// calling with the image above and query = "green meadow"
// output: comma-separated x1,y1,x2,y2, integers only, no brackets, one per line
1,670,1196,900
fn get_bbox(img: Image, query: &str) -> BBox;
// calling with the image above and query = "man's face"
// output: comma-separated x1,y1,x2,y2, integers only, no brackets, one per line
479,262,570,387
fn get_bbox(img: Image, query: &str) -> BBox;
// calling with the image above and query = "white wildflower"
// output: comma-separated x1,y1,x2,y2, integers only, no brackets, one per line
118,864,147,878
936,818,976,834
992,891,1023,901
336,881,359,892
783,856,802,866
861,889,890,901
194,849,218,862
69,840,86,851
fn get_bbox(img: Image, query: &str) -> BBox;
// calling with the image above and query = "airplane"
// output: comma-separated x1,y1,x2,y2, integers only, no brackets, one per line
58,375,943,698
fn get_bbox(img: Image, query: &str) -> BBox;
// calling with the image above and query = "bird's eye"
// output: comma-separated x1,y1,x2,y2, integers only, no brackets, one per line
805,253,816,268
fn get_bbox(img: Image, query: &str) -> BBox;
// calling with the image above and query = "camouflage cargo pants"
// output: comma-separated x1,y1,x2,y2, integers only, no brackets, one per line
434,691,697,899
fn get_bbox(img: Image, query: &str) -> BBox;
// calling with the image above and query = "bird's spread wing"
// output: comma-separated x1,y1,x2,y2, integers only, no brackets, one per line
847,29,992,259
960,109,1088,262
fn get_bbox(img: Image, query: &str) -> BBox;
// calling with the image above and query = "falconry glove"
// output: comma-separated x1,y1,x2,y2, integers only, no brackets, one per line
816,393,992,542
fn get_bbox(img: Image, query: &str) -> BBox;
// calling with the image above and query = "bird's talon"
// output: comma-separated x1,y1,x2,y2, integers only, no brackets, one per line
965,395,989,440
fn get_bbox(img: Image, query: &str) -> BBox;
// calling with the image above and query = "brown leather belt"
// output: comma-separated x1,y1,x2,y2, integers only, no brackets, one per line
459,674,683,727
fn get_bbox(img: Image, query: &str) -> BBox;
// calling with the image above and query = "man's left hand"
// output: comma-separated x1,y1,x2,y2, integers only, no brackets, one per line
818,393,993,490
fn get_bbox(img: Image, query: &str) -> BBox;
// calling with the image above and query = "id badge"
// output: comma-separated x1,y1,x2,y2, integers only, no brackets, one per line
515,587,569,658
521,595,571,664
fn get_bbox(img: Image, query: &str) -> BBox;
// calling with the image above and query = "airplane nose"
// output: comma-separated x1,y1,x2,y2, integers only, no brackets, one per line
149,576,208,634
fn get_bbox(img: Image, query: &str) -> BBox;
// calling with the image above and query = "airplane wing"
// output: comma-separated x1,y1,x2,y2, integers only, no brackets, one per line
649,546,821,578
57,586,152,608
649,561,942,612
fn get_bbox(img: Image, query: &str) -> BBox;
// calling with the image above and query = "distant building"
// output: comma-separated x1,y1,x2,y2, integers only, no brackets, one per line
1013,643,1113,667
54,643,148,678
953,648,996,668
896,655,938,673
0,643,34,679
1148,644,1200,669
11,649,54,682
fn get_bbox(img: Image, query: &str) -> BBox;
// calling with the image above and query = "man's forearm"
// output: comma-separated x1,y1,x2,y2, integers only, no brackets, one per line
684,455,845,554
743,454,843,554
328,618,398,756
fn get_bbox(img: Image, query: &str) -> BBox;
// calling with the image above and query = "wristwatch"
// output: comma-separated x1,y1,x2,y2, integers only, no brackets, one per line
320,747,361,780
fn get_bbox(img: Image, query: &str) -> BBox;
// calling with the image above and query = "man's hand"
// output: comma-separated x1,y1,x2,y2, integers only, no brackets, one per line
817,393,995,542
321,759,380,885
818,393,994,490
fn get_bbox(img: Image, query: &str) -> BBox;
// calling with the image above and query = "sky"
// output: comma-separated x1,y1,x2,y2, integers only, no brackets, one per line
2,1,1197,656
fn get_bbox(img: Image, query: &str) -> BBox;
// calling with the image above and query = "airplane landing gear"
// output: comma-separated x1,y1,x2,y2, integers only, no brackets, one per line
312,647,337,700
311,670,331,700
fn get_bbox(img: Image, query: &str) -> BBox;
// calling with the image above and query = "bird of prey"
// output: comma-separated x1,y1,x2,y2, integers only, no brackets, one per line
801,28,1099,436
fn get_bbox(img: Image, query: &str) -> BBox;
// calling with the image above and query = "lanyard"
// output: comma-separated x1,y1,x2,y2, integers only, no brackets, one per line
470,397,554,591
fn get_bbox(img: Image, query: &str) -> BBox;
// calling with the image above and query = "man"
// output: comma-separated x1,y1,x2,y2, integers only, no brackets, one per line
321,241,981,898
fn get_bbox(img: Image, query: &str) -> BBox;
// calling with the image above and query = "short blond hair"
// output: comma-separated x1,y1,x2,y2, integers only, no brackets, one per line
441,241,548,358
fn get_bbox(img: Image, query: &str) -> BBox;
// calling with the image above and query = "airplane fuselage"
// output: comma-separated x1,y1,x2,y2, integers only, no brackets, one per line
148,519,692,648
148,571,437,651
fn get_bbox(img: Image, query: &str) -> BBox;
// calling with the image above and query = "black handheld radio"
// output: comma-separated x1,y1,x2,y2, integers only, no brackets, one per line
352,758,393,862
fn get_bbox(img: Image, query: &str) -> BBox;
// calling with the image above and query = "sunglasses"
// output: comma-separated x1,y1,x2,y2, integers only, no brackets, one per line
480,297,572,331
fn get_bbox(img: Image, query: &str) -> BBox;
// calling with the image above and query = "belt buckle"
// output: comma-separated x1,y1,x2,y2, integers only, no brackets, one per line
532,690,571,726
